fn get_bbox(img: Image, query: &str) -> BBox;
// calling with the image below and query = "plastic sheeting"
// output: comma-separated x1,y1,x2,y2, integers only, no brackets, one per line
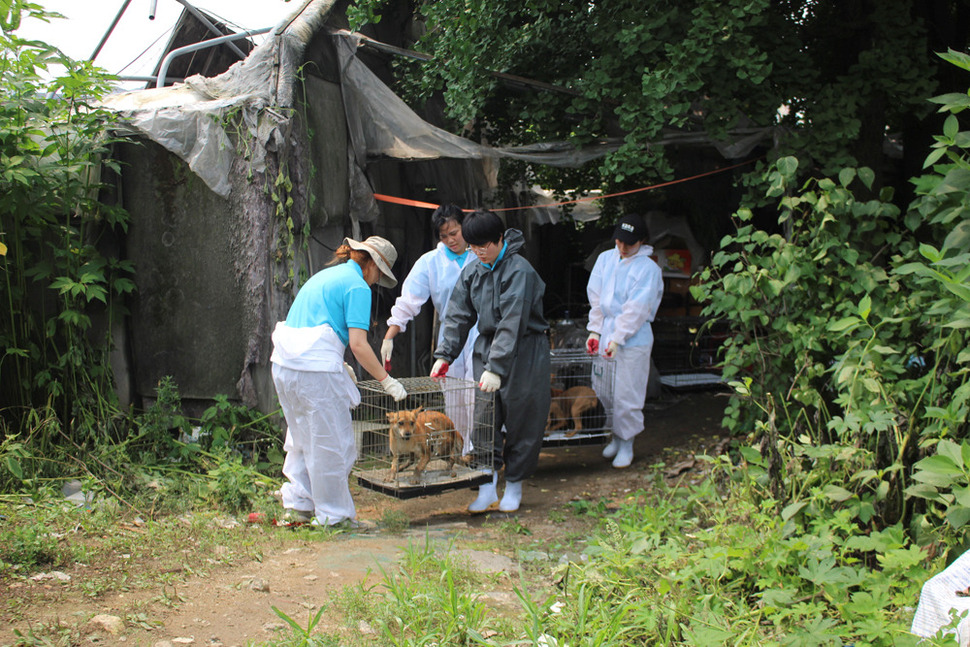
98,0,336,198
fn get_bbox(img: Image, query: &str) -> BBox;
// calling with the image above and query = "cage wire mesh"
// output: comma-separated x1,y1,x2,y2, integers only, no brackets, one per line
652,316,730,391
545,348,615,447
352,376,494,499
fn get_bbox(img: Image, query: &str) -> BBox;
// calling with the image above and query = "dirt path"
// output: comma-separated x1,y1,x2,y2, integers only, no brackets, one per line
2,391,728,647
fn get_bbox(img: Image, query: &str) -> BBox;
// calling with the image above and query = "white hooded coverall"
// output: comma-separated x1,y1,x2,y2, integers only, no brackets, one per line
587,245,664,441
271,323,361,525
387,242,479,452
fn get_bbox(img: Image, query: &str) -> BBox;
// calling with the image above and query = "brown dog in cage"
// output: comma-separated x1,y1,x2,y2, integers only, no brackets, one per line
385,407,462,483
546,385,600,436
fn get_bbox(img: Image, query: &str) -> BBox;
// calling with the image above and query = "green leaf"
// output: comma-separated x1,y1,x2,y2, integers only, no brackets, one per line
739,445,764,466
857,294,872,321
823,485,854,502
827,317,861,332
933,167,970,195
938,440,965,467
914,453,963,478
953,485,970,508
781,500,807,521
919,243,943,263
929,91,970,107
5,456,23,480
777,156,798,178
947,507,970,528
944,114,960,139
943,221,970,253
839,168,856,187
923,147,948,169
905,482,944,501
941,48,970,71
871,345,898,355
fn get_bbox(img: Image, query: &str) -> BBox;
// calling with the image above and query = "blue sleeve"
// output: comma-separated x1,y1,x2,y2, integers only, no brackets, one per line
345,284,372,330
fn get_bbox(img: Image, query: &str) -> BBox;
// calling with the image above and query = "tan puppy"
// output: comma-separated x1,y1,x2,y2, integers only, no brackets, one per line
546,386,600,437
385,407,461,483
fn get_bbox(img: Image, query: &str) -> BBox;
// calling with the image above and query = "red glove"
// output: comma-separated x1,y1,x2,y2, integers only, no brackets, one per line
586,333,600,355
430,359,450,379
603,340,619,358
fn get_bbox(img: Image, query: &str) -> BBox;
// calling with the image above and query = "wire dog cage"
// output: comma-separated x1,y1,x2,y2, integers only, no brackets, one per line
352,376,495,499
544,348,615,447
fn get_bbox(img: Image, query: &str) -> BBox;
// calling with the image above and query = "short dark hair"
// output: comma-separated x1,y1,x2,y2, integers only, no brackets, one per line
431,204,465,235
461,209,504,246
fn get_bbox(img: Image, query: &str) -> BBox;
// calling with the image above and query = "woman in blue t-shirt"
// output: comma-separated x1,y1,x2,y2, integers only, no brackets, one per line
270,236,407,527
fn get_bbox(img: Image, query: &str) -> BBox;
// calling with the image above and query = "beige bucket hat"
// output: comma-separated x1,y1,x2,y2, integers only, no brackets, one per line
344,236,398,288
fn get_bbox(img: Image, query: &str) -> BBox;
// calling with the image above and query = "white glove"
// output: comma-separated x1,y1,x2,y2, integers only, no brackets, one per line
380,375,407,402
380,339,394,370
478,370,501,393
586,332,600,355
604,341,619,358
430,358,450,379
343,362,357,385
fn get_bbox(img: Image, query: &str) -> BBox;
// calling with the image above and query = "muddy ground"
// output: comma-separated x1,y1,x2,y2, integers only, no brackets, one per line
1,390,729,647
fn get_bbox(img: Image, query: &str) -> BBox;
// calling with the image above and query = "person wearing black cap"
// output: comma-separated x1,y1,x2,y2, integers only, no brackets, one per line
585,214,664,468
270,236,407,527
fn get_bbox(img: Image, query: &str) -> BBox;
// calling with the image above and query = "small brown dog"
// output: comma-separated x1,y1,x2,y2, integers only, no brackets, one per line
385,407,461,483
546,385,600,437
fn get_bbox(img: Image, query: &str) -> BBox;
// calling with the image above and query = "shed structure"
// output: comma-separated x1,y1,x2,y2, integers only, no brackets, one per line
99,0,774,413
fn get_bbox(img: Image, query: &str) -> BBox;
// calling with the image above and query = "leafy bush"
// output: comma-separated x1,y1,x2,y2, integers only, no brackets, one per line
693,54,970,540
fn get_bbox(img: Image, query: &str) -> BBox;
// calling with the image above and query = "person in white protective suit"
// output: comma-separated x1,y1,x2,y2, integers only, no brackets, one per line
430,210,550,514
270,236,408,527
586,213,664,469
380,204,479,455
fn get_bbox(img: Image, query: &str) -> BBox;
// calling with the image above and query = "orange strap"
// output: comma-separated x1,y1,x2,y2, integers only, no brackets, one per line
373,157,760,212
372,193,441,210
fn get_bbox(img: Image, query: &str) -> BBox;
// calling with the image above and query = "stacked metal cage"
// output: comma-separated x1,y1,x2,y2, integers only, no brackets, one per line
352,376,495,499
652,316,730,391
544,348,615,447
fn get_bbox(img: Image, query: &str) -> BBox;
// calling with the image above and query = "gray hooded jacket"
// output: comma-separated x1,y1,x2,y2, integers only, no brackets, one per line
435,228,548,378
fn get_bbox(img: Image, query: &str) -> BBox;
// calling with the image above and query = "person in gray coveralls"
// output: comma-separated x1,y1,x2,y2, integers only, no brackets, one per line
429,209,551,513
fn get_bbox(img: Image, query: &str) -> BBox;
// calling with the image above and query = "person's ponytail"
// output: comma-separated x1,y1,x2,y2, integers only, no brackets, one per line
328,244,371,268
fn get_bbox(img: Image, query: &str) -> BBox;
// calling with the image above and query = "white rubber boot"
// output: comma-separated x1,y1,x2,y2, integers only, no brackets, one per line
612,438,635,469
499,480,523,512
468,473,498,513
602,437,619,459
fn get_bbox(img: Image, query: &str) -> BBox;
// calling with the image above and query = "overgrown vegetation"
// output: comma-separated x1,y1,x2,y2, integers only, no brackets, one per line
0,1,133,439
692,51,970,553
0,4,285,517
4,0,970,644
262,469,933,646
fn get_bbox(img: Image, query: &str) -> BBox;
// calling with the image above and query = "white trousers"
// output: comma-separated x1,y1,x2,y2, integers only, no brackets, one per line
272,364,357,525
442,348,476,454
912,549,970,644
593,344,653,441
